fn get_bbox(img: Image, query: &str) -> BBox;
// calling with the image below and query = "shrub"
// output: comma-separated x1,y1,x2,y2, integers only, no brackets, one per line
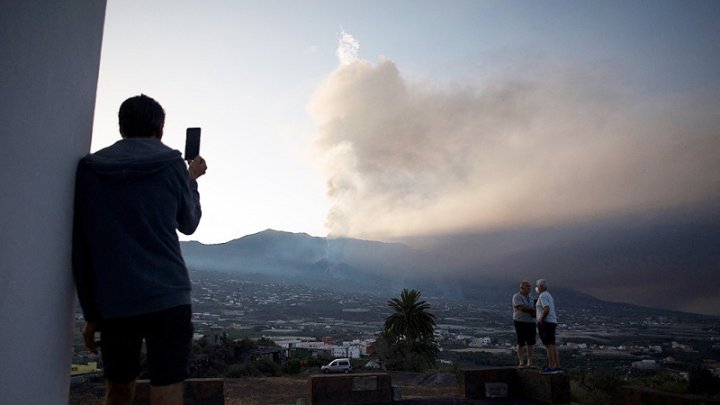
283,359,302,375
567,369,623,404
226,364,252,378
254,359,280,376
307,357,331,368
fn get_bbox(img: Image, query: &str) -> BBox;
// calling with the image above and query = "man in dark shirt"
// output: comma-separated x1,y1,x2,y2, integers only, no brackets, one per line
73,94,207,405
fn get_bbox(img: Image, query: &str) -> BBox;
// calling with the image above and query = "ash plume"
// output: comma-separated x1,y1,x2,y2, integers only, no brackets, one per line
309,36,720,241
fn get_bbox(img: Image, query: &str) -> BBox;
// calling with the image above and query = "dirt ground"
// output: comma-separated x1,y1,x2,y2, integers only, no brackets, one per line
224,376,307,405
224,372,460,405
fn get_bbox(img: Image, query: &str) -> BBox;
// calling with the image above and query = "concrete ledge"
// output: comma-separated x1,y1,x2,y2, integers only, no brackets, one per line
132,378,224,405
618,385,720,405
309,373,392,405
461,368,520,399
460,368,570,404
517,369,570,404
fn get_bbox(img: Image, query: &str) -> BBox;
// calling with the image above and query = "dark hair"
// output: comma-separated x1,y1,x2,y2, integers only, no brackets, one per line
118,94,165,138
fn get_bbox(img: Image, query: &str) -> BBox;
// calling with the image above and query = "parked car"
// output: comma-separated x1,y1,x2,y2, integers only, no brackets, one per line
321,358,352,373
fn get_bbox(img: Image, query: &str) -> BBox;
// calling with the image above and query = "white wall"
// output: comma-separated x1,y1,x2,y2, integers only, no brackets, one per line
0,1,106,403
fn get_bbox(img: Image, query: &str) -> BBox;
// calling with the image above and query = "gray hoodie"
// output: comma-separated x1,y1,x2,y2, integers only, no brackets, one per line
72,138,201,322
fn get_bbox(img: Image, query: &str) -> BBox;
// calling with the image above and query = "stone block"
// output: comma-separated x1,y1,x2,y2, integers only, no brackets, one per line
517,369,570,404
309,373,393,405
485,382,508,398
460,367,570,404
460,367,520,399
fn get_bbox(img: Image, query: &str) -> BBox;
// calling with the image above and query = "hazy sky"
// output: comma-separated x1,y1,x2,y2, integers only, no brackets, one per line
92,0,719,244
92,1,720,313
93,0,720,242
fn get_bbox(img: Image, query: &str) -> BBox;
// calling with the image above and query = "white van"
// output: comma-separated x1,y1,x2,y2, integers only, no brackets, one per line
321,358,352,373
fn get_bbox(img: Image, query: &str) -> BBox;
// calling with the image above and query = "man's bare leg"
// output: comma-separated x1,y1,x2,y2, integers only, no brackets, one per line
526,344,534,367
546,344,558,368
150,382,183,405
516,344,525,367
105,380,135,405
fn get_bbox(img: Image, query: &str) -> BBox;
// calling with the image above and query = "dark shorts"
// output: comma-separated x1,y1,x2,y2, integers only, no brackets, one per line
538,322,557,346
99,305,193,386
514,320,536,346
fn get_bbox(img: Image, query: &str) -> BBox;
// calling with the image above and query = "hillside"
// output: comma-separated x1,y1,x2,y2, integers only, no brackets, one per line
181,229,467,297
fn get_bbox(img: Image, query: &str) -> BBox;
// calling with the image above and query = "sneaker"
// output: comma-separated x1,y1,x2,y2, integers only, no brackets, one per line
550,367,563,374
540,367,553,374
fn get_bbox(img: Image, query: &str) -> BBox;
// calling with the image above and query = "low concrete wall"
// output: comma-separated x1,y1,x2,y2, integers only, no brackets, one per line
517,368,570,404
309,373,393,405
132,378,224,405
460,367,570,404
461,367,520,399
618,385,720,405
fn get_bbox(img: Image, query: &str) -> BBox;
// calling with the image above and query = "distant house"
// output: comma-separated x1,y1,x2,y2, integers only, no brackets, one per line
332,346,347,358
295,341,331,359
365,359,383,369
468,337,491,347
671,342,694,352
71,362,100,376
632,359,660,370
328,344,361,359
252,346,285,365
290,339,370,359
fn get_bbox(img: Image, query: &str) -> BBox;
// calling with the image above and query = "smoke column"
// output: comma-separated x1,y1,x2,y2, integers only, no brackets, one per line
336,30,359,66
310,32,720,240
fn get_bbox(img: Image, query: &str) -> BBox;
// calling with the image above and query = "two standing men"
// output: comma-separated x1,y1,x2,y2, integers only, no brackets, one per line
512,279,561,374
73,95,207,405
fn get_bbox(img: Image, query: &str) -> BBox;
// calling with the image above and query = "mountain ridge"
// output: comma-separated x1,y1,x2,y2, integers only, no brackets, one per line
180,229,719,319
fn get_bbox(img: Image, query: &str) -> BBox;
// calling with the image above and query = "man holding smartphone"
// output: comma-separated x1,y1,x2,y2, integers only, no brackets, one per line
73,94,207,405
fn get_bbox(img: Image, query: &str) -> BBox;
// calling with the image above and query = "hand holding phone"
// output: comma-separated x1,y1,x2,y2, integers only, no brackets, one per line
188,156,207,180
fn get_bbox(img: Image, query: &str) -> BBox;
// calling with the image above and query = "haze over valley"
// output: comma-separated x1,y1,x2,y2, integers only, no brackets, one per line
181,222,720,316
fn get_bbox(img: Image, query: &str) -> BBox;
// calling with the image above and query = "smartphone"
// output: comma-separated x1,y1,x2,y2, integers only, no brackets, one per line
184,127,201,161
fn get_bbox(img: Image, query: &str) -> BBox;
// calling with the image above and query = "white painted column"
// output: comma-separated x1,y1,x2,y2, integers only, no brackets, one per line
0,1,106,403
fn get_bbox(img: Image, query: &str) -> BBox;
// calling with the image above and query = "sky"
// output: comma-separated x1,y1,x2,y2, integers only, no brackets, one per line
92,1,720,314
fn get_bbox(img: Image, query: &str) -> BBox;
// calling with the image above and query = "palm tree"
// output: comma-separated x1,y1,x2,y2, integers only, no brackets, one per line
381,289,438,369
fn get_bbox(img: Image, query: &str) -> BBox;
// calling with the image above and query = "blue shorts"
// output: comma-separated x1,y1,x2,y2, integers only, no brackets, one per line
99,305,193,386
538,322,557,346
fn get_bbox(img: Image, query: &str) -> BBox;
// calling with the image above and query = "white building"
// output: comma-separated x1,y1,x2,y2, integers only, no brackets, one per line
632,359,660,370
469,337,492,347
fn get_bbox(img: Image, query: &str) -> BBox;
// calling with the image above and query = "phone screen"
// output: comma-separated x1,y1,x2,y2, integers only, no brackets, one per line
185,127,201,161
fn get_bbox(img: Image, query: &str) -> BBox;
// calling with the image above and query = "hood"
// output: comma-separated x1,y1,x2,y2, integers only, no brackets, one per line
82,138,181,183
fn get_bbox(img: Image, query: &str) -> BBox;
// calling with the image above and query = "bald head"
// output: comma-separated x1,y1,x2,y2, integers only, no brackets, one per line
519,280,531,295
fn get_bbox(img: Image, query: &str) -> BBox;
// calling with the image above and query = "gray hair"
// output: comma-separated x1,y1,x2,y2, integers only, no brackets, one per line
537,279,548,289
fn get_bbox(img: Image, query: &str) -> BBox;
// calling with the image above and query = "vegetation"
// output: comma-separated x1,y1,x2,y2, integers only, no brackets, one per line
188,336,285,378
375,289,439,371
567,367,720,403
567,369,625,404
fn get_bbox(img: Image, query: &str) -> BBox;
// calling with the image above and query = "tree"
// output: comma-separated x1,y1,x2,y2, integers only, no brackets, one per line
378,289,438,371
